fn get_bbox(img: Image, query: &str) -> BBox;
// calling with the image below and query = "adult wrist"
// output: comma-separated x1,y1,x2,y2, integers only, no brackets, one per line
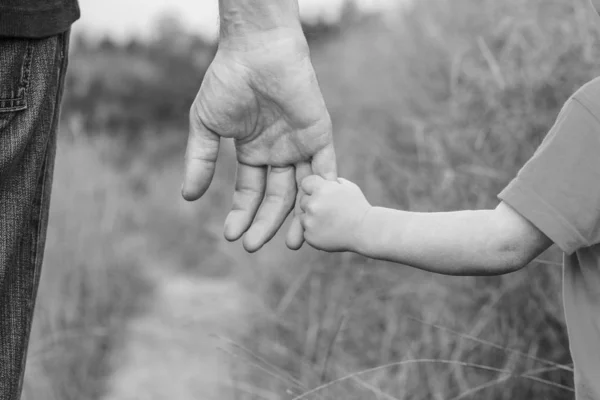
218,0,306,52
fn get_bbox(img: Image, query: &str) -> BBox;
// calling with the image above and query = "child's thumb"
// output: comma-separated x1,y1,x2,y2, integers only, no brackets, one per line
337,177,357,187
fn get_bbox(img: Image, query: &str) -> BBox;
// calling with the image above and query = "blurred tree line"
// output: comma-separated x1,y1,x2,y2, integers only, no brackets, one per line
61,4,362,140
63,13,216,138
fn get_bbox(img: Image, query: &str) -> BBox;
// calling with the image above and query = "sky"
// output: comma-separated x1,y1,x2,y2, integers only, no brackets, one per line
73,0,399,41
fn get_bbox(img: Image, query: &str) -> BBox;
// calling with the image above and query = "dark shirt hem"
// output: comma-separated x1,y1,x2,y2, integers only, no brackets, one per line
0,2,80,38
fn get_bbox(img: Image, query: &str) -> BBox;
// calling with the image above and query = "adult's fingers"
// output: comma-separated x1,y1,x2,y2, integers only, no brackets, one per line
301,175,326,195
285,216,304,251
311,143,338,181
286,162,312,250
243,166,296,253
182,104,221,201
224,163,267,242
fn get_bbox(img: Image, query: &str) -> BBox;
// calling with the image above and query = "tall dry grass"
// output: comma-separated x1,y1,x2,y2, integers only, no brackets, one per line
233,0,600,399
16,0,600,398
21,129,239,399
21,135,153,400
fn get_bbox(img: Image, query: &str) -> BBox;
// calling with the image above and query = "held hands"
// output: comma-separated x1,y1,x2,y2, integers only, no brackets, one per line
182,32,337,253
299,176,371,252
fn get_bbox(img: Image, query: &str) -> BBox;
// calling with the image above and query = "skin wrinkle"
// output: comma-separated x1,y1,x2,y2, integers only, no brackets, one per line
234,169,264,192
244,93,260,139
218,0,301,43
230,82,278,148
225,171,266,241
199,57,254,138
262,189,293,208
246,167,296,249
218,37,328,164
189,118,220,162
230,188,261,212
235,83,296,149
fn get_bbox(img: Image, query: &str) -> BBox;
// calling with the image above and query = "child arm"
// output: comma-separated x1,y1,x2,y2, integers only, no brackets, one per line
357,202,552,276
299,177,552,276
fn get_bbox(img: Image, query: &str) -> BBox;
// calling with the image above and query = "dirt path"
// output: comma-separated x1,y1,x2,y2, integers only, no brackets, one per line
103,268,247,400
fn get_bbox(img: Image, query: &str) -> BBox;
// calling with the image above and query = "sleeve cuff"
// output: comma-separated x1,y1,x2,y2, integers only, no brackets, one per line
498,178,589,255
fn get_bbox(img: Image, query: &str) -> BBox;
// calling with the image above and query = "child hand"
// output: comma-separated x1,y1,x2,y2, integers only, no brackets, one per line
299,176,371,252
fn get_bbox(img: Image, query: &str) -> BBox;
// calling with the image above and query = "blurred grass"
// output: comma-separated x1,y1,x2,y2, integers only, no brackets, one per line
17,0,600,399
21,132,238,399
232,0,599,399
21,136,154,400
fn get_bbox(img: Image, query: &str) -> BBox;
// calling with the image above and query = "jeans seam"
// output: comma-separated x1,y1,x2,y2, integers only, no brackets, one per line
30,38,63,270
31,32,68,273
0,40,33,112
18,42,33,102
14,31,68,400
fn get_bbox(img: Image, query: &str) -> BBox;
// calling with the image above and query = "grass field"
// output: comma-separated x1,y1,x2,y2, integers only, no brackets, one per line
19,0,600,399
233,1,599,399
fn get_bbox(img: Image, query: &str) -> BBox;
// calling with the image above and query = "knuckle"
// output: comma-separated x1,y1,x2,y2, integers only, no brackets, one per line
265,191,294,207
189,102,203,125
304,216,315,229
301,176,316,191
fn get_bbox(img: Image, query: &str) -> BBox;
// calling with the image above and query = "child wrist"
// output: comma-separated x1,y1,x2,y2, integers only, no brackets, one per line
351,206,374,256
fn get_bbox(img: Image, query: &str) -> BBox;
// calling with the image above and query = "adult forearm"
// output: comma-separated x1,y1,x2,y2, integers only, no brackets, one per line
356,207,519,276
219,0,303,43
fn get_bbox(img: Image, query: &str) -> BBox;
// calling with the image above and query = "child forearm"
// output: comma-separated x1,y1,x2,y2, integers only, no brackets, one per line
298,177,551,272
356,207,528,276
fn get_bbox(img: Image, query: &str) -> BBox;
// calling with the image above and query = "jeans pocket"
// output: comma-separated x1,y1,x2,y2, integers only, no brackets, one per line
0,38,33,132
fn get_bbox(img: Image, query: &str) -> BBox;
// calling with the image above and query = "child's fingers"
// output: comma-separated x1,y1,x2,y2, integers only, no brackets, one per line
299,194,312,212
301,175,325,195
286,162,312,250
299,213,307,229
299,213,312,231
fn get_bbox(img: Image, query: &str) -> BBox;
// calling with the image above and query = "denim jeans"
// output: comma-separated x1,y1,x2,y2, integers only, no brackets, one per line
0,32,69,400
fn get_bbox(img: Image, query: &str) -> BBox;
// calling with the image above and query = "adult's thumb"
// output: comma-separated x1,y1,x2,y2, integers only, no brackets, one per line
182,107,221,201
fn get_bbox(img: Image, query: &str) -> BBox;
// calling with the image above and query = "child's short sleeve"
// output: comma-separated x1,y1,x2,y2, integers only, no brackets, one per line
498,84,600,255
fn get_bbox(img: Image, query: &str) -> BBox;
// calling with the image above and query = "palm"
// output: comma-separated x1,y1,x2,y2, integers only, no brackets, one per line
183,41,337,252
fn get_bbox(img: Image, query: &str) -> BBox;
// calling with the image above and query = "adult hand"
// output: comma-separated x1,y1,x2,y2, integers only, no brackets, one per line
182,32,337,253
